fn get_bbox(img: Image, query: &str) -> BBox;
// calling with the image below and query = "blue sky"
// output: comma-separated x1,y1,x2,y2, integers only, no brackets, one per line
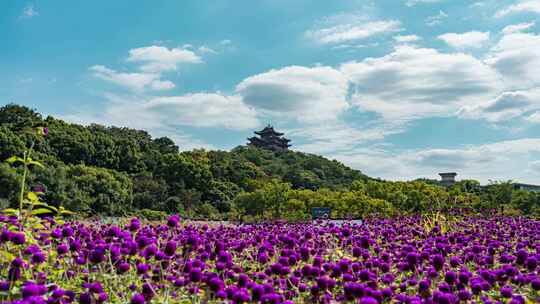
3,0,540,183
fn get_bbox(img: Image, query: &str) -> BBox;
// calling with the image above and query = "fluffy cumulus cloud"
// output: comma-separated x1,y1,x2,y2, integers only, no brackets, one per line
425,10,448,26
485,32,540,88
459,88,540,122
20,3,38,19
401,138,540,181
501,21,535,34
405,0,444,6
89,65,175,92
90,45,204,92
394,35,421,43
438,31,490,49
236,65,349,122
525,111,540,123
331,138,540,183
289,122,404,154
306,18,402,44
127,46,202,73
529,160,540,173
62,92,259,149
143,93,258,130
340,45,501,120
495,0,540,17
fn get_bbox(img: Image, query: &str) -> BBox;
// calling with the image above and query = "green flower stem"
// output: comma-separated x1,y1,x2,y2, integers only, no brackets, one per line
18,141,35,224
18,150,28,216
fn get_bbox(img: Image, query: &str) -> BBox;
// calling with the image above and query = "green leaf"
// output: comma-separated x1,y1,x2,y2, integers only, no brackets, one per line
1,208,19,215
33,203,58,213
27,192,39,202
60,209,76,215
5,156,24,165
26,159,45,168
32,223,46,229
59,206,76,215
31,208,55,216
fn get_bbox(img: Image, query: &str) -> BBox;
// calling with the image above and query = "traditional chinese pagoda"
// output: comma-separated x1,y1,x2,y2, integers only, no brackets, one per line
247,125,291,152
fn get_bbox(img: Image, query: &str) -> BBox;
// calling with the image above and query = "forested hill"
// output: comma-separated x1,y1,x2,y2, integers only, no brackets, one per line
0,104,368,216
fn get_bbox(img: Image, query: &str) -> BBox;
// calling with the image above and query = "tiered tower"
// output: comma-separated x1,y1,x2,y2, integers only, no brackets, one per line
247,125,291,152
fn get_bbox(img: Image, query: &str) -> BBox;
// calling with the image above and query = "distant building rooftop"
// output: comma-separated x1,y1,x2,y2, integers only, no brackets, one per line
513,183,540,192
439,172,457,186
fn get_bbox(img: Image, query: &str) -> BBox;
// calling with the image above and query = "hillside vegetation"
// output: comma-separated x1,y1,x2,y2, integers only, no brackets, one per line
1,104,539,219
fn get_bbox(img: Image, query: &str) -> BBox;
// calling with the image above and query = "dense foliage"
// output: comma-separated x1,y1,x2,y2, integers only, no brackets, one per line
1,104,539,219
2,215,540,303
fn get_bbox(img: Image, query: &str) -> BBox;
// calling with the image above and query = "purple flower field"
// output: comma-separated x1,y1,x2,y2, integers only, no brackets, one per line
1,215,540,303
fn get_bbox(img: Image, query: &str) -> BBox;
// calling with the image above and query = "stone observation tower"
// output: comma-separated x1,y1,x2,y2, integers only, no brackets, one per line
247,125,291,152
439,172,457,186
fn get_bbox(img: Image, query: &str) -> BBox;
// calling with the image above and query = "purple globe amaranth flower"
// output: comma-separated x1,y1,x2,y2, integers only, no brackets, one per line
136,263,149,274
500,285,513,298
458,290,471,301
431,254,445,271
189,267,203,282
164,241,177,256
0,281,9,291
359,296,379,304
142,283,155,299
131,294,145,304
31,252,46,265
444,271,457,285
11,257,24,267
128,218,141,231
209,277,224,292
89,248,106,264
97,292,108,303
117,262,130,274
167,215,180,227
51,289,65,299
525,256,537,270
0,230,11,243
11,232,25,245
21,283,44,299
57,243,68,255
232,288,250,303
515,249,528,265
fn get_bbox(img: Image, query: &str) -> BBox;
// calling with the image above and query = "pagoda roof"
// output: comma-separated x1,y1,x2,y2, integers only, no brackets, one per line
254,125,284,136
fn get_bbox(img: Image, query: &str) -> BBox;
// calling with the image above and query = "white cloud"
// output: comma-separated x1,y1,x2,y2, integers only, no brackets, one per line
290,122,405,155
341,45,501,120
485,32,540,88
525,111,540,123
198,46,217,54
495,0,540,17
90,45,207,92
144,93,258,130
89,65,175,92
61,92,260,149
459,88,540,122
332,138,540,183
127,45,202,73
20,4,38,19
470,1,487,8
438,31,490,49
236,65,349,122
501,21,535,34
405,0,443,6
306,19,402,44
220,39,232,45
529,160,540,172
425,10,448,26
394,35,421,43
